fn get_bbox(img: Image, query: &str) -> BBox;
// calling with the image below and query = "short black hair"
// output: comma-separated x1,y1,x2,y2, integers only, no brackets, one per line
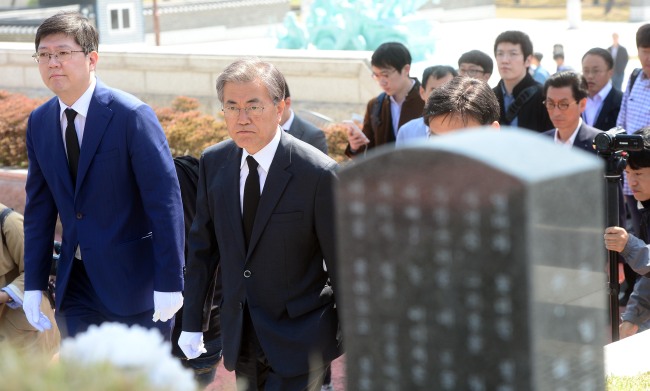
533,52,544,61
553,53,565,61
421,65,457,90
423,77,499,127
637,24,650,49
543,71,588,102
458,50,494,74
582,47,614,70
35,11,98,54
371,42,412,71
494,30,533,59
627,127,650,169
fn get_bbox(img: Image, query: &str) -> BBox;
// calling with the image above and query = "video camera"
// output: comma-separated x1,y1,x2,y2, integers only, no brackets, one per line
593,127,644,155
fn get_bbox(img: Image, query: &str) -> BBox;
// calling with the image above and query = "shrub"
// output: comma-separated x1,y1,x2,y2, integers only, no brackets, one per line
155,96,230,157
323,123,350,163
0,90,44,168
0,92,349,166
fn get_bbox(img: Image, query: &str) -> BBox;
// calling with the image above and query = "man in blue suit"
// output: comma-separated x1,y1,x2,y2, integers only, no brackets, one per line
22,11,185,339
178,59,341,391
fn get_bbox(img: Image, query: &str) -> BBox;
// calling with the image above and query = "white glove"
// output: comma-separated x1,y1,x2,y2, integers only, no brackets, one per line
22,290,52,332
178,331,206,359
152,291,183,322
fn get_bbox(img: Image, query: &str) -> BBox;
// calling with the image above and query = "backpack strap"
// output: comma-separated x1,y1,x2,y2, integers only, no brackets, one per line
626,68,642,93
0,207,14,247
370,92,387,135
505,86,538,124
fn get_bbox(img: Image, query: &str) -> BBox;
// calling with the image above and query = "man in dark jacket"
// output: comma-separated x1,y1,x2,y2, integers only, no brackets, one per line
581,47,622,132
345,42,425,157
492,30,553,132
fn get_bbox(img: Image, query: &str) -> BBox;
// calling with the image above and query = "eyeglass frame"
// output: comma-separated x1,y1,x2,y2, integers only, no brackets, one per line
222,105,266,118
458,68,487,77
32,50,86,64
371,68,399,81
543,100,578,111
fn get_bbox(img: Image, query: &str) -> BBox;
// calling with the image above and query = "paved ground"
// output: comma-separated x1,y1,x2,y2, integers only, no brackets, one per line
205,355,347,391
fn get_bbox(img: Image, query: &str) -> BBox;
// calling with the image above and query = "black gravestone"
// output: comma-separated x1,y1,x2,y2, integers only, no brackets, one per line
335,129,606,391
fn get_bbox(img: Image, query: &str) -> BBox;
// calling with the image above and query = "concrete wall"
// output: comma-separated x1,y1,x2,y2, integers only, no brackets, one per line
0,42,380,121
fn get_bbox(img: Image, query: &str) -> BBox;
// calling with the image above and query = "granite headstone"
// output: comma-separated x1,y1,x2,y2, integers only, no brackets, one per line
335,129,607,390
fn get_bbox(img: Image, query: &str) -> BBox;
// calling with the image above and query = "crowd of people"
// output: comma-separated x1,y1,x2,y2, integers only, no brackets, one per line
2,8,650,391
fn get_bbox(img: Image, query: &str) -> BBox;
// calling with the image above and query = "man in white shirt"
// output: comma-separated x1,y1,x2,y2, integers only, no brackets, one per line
395,65,457,146
581,47,622,132
541,71,601,154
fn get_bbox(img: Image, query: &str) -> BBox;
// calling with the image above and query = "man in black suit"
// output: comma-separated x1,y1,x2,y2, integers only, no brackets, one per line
542,71,601,153
581,47,623,132
178,59,341,391
609,32,629,91
280,83,328,155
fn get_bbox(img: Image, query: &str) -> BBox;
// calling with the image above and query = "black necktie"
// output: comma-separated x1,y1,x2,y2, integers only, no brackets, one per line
64,108,80,185
243,156,260,249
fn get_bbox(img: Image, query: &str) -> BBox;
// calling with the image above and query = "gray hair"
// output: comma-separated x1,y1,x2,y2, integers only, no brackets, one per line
216,58,286,105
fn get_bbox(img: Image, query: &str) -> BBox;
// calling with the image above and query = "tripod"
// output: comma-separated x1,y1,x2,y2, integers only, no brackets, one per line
601,150,628,342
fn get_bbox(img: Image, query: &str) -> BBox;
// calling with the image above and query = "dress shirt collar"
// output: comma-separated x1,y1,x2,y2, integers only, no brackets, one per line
554,117,582,146
58,76,96,119
281,109,295,131
594,81,612,101
240,126,282,174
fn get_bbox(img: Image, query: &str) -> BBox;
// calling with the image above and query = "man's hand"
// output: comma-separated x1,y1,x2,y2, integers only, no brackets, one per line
344,122,369,152
620,320,639,339
152,291,183,322
22,290,52,332
604,226,629,253
178,331,206,359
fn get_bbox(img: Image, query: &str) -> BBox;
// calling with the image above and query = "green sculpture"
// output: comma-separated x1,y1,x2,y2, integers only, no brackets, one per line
276,0,434,61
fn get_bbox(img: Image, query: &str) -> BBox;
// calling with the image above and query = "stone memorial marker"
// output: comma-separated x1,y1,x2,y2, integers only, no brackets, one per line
335,129,607,391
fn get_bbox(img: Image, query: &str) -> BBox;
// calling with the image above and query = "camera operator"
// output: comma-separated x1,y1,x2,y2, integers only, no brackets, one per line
604,126,650,338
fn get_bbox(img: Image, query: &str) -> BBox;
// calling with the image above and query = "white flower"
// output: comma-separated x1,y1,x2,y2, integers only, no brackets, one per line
59,322,196,391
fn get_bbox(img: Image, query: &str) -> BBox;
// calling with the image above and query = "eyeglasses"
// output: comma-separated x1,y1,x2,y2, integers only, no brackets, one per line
371,68,398,81
582,68,606,76
495,51,523,59
222,106,265,118
459,68,486,77
543,100,578,111
32,50,85,63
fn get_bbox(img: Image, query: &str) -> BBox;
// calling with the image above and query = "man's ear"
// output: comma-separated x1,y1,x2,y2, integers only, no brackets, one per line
578,97,587,113
402,63,411,76
88,51,99,72
490,121,500,131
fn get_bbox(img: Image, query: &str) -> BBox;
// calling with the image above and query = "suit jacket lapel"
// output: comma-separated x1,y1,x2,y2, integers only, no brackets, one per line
246,133,293,260
223,145,247,260
75,80,114,195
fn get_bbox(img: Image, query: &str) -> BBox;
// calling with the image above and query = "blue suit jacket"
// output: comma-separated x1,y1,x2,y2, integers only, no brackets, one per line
24,79,184,316
183,131,342,377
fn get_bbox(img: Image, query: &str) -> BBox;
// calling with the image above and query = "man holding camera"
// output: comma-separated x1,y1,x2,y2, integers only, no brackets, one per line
604,126,650,338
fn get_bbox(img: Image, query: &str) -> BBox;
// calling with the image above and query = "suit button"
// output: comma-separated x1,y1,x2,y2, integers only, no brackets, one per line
239,302,243,309
243,270,251,278
76,213,83,219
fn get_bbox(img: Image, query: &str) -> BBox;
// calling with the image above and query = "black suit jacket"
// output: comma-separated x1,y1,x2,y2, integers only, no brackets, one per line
493,73,554,133
543,122,602,154
183,131,341,377
591,87,623,132
286,112,328,154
